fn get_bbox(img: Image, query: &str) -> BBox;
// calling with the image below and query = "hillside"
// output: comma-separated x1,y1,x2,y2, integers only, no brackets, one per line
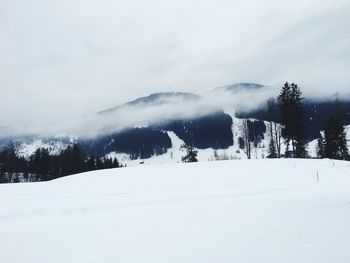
0,83,349,185
2,83,350,164
1,159,350,263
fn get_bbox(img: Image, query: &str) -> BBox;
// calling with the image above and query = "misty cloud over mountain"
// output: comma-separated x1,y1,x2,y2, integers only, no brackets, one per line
0,83,277,138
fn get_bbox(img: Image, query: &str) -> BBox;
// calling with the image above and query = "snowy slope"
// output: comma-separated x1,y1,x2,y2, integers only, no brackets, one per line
13,122,350,164
1,159,350,263
106,131,188,165
105,116,273,166
17,139,68,158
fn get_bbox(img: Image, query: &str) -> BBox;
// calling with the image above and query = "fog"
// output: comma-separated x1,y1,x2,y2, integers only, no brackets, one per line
1,0,349,137
0,86,277,138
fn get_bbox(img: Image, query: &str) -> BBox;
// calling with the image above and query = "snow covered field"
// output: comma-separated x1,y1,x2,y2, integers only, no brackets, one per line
1,159,350,263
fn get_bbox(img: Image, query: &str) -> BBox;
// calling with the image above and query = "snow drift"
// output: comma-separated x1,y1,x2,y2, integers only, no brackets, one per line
0,159,350,263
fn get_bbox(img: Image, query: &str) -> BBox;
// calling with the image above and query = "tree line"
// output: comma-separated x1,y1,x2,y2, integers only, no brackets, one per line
0,143,122,183
1,82,349,183
241,82,349,160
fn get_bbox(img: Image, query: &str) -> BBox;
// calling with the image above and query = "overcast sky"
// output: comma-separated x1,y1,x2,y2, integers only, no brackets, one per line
1,0,350,130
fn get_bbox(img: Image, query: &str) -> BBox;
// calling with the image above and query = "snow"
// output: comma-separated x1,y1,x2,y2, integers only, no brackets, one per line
14,121,350,166
107,117,275,166
106,131,188,165
307,139,319,158
346,124,350,141
1,159,350,263
17,139,68,158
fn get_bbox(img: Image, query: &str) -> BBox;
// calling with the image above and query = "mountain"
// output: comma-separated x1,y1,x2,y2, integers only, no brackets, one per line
214,82,266,93
80,110,234,159
2,83,350,164
98,92,200,115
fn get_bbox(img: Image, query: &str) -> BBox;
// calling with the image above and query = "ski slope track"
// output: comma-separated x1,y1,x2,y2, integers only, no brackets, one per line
1,159,350,263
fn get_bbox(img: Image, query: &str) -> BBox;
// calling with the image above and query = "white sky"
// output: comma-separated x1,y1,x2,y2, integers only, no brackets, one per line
1,0,350,129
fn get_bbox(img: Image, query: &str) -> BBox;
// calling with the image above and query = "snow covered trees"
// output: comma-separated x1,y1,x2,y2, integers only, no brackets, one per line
278,82,307,158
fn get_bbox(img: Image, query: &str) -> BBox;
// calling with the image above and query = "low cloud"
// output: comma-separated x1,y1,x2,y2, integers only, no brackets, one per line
0,85,277,139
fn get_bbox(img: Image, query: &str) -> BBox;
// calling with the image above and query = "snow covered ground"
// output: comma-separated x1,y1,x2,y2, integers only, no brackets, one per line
1,159,350,263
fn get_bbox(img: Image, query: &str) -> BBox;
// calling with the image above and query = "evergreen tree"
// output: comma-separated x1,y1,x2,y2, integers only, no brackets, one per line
71,144,85,173
60,144,85,176
2,142,17,175
96,157,103,170
268,138,277,158
0,142,25,182
86,156,97,171
0,143,122,184
182,145,198,163
317,133,325,158
30,148,51,181
112,157,120,168
277,82,307,158
238,137,245,150
323,118,349,160
317,97,349,160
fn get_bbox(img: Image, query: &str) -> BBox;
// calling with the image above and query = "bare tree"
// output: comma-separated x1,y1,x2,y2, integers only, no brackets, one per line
267,98,282,158
240,118,251,159
267,99,277,158
274,123,282,158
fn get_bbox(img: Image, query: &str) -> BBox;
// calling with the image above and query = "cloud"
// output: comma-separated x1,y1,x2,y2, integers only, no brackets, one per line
230,6,350,98
0,86,277,138
0,0,349,132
